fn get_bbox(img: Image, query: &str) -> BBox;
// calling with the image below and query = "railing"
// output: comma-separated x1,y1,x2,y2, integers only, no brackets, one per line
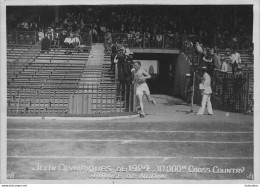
7,82,135,116
7,31,92,50
7,31,38,45
214,35,253,50
111,33,183,49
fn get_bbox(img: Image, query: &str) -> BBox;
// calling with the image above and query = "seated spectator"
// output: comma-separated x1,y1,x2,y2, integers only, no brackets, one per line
72,34,81,47
64,33,74,48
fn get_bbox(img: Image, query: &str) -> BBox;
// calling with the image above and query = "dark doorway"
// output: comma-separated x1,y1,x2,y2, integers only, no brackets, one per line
133,53,178,95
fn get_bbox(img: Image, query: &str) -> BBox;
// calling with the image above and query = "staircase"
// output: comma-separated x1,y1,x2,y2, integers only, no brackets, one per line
77,43,128,114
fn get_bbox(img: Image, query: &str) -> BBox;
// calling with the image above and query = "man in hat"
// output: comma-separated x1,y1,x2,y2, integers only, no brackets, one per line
196,66,213,115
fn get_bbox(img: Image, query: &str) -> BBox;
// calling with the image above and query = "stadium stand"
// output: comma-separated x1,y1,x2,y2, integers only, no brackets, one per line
6,5,254,115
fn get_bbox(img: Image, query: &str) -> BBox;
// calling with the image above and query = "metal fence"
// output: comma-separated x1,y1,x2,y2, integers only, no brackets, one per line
215,35,253,50
7,31,92,49
7,82,135,115
7,31,38,45
192,70,253,113
111,33,183,49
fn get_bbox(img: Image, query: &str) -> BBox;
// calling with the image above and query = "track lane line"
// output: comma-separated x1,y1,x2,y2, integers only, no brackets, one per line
7,139,253,143
7,129,253,134
6,156,253,159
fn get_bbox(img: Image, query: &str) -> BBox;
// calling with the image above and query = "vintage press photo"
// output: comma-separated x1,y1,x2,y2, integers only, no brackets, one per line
1,0,259,184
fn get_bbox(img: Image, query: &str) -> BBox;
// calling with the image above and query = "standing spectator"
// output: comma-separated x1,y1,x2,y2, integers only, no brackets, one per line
156,33,163,48
220,60,228,72
213,52,222,69
104,29,112,52
110,42,118,71
53,29,60,48
89,27,98,43
38,29,44,41
202,49,213,70
196,67,213,115
229,50,241,75
234,67,244,110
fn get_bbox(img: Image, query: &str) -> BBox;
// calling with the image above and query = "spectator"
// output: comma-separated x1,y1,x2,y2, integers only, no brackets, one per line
38,29,44,41
220,60,228,72
89,27,98,43
64,33,73,48
213,52,222,69
202,49,213,68
72,34,81,47
156,33,163,47
196,66,213,115
229,50,241,75
104,29,112,52
111,41,118,71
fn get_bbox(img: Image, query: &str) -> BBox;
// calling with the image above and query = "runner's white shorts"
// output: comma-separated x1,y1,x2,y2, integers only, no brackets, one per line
136,83,150,95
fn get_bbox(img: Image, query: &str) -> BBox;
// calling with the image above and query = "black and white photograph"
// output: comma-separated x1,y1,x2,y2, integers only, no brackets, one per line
0,0,259,185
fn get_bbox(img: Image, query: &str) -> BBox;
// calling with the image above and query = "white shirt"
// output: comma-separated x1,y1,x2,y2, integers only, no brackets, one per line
72,37,80,45
199,72,212,94
156,35,162,41
38,32,44,41
220,62,228,72
64,37,73,44
230,52,241,64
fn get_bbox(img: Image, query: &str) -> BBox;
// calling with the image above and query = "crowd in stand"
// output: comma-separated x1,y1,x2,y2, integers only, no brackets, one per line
7,6,253,51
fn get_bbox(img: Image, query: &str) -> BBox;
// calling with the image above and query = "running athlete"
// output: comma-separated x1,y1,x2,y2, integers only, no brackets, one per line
132,61,156,117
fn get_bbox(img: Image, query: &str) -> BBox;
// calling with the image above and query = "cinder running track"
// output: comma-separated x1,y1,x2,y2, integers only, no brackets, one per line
7,95,253,180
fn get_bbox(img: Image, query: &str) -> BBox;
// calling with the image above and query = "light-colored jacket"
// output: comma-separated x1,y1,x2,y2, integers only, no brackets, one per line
199,72,212,94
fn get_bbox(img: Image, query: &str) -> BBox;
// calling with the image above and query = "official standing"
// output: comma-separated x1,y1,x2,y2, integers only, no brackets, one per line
196,67,213,115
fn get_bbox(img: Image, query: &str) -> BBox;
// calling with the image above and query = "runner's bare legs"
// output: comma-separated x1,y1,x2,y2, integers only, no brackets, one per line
137,94,145,116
